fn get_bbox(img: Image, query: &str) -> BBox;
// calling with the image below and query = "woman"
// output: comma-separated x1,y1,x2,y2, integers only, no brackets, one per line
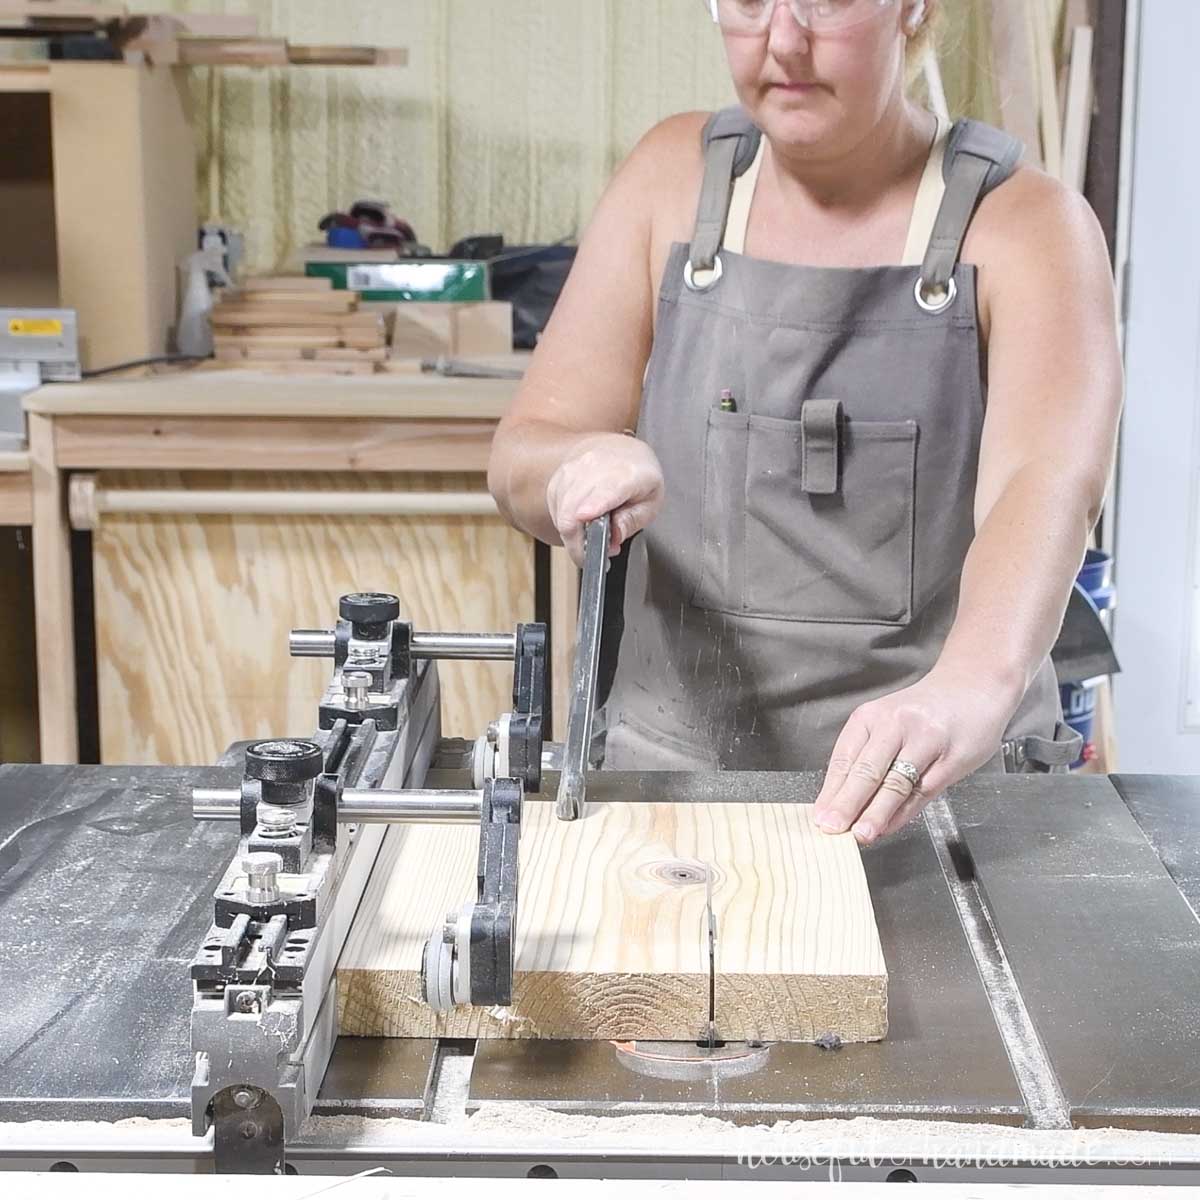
488,0,1122,844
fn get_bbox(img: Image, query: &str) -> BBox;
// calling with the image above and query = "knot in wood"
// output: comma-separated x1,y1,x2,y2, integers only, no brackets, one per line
647,859,710,887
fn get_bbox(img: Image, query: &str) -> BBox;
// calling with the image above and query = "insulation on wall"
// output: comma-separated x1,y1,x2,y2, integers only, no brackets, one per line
163,1,1082,271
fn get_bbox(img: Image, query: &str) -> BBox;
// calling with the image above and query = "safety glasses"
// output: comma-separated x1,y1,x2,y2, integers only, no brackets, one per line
707,0,896,36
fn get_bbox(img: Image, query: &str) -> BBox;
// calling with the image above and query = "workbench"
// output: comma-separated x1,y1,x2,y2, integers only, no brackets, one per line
2,760,1199,1183
22,368,578,766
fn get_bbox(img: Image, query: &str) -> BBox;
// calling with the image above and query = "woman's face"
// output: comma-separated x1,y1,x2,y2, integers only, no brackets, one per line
720,0,919,155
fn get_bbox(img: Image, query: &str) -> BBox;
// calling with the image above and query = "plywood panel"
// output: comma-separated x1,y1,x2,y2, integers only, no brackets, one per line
338,799,888,1043
92,470,534,765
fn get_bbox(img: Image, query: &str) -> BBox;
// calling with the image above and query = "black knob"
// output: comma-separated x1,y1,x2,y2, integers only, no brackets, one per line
339,592,400,626
245,739,324,784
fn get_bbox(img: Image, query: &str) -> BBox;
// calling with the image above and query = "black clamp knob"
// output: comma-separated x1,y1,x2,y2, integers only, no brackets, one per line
245,739,324,784
339,592,400,627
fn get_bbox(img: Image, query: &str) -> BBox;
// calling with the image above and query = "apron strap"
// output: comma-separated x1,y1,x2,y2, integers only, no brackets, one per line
688,107,762,276
1002,723,1084,773
917,119,1024,306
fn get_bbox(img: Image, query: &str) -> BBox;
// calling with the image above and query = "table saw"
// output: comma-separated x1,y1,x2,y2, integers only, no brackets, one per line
2,585,1200,1185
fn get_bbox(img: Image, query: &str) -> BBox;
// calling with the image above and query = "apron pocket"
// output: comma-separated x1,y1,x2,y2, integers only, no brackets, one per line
692,408,918,625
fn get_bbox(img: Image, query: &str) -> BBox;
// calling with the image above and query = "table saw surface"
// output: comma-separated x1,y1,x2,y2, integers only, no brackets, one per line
2,763,1199,1176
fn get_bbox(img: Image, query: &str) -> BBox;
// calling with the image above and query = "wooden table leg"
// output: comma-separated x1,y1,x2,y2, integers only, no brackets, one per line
549,545,579,742
29,412,78,763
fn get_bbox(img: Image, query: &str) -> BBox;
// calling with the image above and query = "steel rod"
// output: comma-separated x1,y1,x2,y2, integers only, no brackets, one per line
193,788,482,823
288,630,515,660
410,632,516,660
289,630,337,657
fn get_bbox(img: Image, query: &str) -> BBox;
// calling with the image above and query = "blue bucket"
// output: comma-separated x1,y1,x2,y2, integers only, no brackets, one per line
1059,549,1115,768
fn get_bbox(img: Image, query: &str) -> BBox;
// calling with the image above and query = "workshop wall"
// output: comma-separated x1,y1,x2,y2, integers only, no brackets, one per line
163,0,1029,275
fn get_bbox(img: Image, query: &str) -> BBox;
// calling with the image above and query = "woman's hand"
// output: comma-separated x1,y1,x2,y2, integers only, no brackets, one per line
546,434,665,566
811,664,1019,844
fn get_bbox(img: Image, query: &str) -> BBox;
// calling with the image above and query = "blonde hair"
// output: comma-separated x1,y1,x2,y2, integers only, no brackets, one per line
905,0,943,84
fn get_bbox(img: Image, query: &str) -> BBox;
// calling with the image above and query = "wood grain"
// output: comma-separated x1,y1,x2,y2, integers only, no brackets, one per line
29,412,76,762
0,469,31,526
338,800,888,1043
26,369,521,418
91,470,534,765
51,416,499,472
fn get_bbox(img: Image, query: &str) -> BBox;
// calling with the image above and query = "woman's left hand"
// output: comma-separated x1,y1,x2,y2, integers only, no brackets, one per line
811,665,1018,845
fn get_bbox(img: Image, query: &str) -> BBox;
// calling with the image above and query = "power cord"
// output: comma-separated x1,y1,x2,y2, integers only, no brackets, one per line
81,354,210,379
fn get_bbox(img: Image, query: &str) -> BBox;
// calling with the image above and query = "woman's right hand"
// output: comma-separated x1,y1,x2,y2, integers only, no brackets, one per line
546,433,665,566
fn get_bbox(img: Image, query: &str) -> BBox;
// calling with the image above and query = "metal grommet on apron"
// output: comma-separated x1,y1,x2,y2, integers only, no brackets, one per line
913,275,957,314
684,255,724,292
602,108,1073,776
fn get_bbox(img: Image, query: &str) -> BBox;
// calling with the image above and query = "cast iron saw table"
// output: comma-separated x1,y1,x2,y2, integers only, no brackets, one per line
1,757,1199,1182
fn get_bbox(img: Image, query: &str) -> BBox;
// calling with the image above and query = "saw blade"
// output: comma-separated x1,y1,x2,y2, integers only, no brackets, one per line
704,866,718,1049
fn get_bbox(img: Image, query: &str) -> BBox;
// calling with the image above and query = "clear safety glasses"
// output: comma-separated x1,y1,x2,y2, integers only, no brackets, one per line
707,0,896,36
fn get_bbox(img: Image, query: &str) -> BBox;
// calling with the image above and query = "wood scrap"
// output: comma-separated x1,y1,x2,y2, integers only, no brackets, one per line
314,347,387,363
338,799,889,1043
287,45,408,67
1060,24,1095,193
6,7,406,67
176,36,287,66
211,307,380,329
210,279,387,373
231,291,356,313
1029,0,1063,180
242,275,332,293
0,1,125,30
390,301,513,361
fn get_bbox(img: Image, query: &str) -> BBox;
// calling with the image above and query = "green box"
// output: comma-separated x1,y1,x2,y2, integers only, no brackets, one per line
305,259,490,302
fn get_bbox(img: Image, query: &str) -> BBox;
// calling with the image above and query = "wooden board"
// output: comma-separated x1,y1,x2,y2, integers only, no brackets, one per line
389,302,513,360
176,37,287,67
91,470,535,765
338,800,888,1043
287,45,409,67
242,276,331,293
212,307,379,328
228,291,358,313
25,368,522,419
51,415,500,472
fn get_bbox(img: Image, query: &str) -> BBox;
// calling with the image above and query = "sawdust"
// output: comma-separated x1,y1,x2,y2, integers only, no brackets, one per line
5,1109,1200,1169
299,1108,1200,1168
0,1116,195,1147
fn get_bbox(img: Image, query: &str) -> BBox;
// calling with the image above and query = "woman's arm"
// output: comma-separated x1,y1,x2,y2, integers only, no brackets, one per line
813,169,1123,843
489,113,705,562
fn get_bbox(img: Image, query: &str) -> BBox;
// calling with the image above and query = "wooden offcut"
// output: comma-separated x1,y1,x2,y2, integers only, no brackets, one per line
210,281,387,373
338,800,888,1043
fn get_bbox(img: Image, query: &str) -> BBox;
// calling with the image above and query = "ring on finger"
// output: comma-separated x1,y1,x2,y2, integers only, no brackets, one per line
887,758,921,787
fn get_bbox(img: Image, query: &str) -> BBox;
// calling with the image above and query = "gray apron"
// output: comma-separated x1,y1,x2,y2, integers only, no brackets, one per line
603,108,1079,775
